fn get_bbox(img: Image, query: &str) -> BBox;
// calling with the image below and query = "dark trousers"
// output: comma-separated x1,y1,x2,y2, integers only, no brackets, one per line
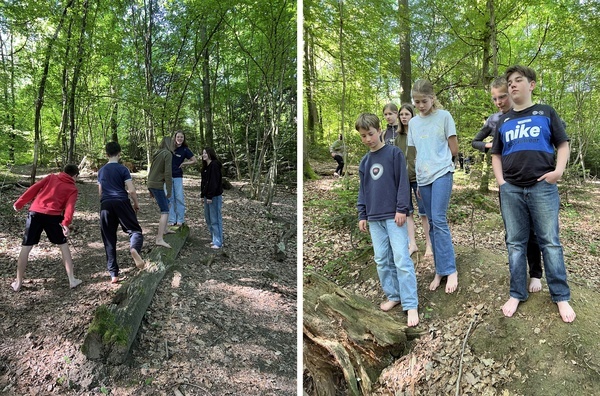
333,155,344,175
100,199,143,277
498,191,542,278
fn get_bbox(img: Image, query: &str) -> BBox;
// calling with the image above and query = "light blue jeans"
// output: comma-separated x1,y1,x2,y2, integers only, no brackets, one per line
499,180,570,302
204,195,223,247
369,219,418,310
168,177,185,224
418,172,456,276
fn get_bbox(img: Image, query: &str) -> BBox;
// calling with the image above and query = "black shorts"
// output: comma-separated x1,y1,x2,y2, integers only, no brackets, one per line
22,212,67,246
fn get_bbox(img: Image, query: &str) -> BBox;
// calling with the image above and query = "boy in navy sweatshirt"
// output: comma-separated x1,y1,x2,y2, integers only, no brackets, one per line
356,113,419,327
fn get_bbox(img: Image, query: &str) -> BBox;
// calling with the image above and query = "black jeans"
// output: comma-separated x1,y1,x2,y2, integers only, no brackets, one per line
100,199,143,277
333,154,344,175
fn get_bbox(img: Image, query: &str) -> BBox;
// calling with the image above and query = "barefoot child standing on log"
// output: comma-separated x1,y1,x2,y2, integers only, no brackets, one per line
148,136,173,248
356,113,419,327
11,164,83,292
98,142,145,283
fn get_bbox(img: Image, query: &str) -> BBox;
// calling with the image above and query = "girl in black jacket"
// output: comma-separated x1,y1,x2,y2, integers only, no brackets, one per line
201,147,224,249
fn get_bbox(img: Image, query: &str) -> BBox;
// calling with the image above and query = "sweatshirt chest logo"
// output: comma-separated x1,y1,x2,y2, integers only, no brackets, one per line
370,163,384,180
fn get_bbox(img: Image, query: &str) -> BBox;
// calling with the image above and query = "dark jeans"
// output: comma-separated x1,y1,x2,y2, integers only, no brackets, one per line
100,199,143,277
333,155,344,175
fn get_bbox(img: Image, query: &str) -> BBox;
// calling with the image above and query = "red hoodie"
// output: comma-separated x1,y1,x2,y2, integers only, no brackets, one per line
14,172,78,227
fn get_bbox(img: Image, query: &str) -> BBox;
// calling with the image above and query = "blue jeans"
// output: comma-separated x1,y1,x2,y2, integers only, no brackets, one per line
369,219,418,310
204,195,223,247
168,177,185,224
418,172,456,276
499,180,570,302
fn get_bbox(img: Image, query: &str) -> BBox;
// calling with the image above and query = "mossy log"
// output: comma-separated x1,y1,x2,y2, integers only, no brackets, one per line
303,272,425,396
82,225,190,364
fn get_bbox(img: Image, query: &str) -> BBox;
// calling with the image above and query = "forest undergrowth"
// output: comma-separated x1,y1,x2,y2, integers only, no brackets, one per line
304,160,600,396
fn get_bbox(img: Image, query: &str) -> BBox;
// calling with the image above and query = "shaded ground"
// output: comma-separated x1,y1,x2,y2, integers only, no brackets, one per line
0,166,297,395
304,160,600,395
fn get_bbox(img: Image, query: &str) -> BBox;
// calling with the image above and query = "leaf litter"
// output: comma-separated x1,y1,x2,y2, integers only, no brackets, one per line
0,168,296,395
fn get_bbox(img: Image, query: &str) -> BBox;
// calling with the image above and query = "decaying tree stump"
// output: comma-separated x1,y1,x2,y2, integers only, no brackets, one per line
303,272,425,395
82,225,190,364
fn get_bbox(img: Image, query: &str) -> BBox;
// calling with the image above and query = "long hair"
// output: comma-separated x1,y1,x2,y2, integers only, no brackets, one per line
154,136,172,157
202,147,220,170
398,103,415,135
171,131,188,149
382,103,399,126
411,79,443,111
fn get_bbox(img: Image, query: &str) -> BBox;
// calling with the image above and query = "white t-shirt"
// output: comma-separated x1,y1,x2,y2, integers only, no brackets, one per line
407,109,456,186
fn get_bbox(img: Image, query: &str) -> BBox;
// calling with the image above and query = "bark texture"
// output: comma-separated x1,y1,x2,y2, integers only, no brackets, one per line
303,272,424,395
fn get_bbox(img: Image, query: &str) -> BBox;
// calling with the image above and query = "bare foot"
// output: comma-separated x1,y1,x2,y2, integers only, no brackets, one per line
11,280,21,292
407,309,419,327
164,229,176,235
557,301,576,323
445,272,458,294
529,277,542,293
409,244,419,256
502,297,521,317
156,240,172,249
111,276,127,284
130,248,144,268
70,279,82,289
424,245,433,257
380,300,401,311
429,274,442,291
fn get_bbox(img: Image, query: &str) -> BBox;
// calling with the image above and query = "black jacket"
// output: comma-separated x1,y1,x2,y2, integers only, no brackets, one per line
201,161,223,199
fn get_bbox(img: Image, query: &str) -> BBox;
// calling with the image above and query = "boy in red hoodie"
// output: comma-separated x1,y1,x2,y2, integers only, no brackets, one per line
12,164,82,292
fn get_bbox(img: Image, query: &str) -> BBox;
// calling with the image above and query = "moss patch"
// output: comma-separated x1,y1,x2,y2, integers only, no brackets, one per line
88,305,129,346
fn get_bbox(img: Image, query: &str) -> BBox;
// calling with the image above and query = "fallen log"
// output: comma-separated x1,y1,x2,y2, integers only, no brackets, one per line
81,225,190,364
303,272,425,396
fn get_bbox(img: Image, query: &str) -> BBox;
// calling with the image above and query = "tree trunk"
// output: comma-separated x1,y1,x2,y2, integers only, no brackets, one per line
303,272,424,395
31,0,74,184
82,225,190,365
304,31,320,145
398,0,412,104
338,0,347,176
201,24,214,148
143,0,155,168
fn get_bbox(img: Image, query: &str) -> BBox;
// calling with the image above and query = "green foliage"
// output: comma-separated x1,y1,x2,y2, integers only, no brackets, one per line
305,0,600,179
448,188,498,224
306,176,372,280
0,0,295,182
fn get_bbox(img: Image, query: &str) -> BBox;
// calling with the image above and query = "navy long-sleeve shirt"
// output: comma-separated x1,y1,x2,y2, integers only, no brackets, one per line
357,144,410,221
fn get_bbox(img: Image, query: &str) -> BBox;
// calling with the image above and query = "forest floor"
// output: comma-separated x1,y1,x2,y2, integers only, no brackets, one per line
0,165,297,395
304,159,600,396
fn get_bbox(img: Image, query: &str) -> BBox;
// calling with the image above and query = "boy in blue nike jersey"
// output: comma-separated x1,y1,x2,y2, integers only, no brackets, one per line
491,65,575,323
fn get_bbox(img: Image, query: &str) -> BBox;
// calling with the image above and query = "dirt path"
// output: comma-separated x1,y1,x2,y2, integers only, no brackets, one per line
0,169,297,395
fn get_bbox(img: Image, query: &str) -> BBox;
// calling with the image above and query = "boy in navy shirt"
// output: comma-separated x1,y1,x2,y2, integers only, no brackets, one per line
356,113,419,327
491,65,575,323
98,142,144,283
